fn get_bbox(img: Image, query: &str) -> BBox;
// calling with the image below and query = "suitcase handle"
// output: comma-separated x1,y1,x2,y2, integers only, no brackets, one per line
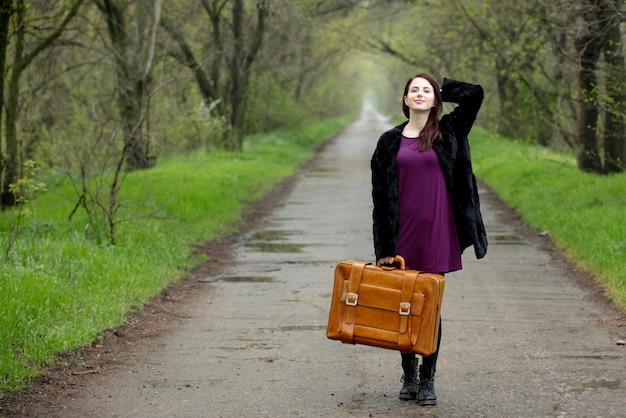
379,255,405,271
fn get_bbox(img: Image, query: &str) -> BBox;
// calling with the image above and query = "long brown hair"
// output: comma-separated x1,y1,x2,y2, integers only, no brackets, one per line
402,73,443,151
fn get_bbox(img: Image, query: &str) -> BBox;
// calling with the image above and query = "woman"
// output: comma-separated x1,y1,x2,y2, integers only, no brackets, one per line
371,74,487,406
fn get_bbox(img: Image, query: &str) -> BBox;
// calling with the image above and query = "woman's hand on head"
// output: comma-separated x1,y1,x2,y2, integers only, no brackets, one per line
377,256,395,266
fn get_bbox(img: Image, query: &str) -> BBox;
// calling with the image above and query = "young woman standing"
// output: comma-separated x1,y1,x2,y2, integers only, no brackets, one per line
371,74,487,406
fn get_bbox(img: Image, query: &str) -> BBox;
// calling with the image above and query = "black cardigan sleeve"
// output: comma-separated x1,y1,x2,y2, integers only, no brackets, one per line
441,78,484,137
371,134,396,260
437,78,488,259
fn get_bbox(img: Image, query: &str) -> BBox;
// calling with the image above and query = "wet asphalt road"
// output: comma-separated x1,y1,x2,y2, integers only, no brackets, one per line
44,111,624,417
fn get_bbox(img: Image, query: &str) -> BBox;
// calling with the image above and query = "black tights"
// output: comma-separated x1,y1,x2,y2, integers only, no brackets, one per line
401,317,441,369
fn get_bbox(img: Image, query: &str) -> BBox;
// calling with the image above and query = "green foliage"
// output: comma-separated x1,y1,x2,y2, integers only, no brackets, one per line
3,160,47,262
471,128,626,310
245,74,310,133
0,116,351,397
7,160,46,208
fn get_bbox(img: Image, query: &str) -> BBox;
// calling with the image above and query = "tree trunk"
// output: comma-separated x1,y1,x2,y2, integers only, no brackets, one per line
101,0,139,170
1,0,85,206
0,0,13,208
573,2,604,173
2,0,23,206
202,0,225,110
98,0,159,171
120,89,148,171
226,0,245,150
574,45,603,173
494,58,519,138
600,1,625,173
227,0,268,150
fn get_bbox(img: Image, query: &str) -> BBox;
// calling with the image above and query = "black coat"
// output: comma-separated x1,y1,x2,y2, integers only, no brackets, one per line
371,78,488,263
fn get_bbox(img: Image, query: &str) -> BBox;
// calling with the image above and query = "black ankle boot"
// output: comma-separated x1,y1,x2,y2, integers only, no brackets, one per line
399,356,418,400
417,364,437,406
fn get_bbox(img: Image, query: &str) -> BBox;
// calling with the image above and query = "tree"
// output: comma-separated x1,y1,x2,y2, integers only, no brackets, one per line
162,0,269,151
574,0,606,172
93,0,162,171
0,0,85,207
571,0,625,173
365,0,625,174
599,0,625,173
228,0,269,149
363,0,563,142
219,0,378,132
0,0,13,205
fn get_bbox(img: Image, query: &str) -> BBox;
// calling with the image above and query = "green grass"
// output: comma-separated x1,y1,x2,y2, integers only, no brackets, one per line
471,127,626,310
0,116,352,396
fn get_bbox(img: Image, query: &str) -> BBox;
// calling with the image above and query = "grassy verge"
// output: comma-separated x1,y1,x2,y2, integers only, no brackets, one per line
470,127,626,311
0,116,352,396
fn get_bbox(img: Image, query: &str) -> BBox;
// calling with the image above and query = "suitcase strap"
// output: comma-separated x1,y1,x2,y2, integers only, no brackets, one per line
340,261,368,345
397,271,418,352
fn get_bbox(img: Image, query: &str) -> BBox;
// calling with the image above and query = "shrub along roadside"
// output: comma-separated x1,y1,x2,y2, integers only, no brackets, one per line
470,127,626,312
0,116,353,397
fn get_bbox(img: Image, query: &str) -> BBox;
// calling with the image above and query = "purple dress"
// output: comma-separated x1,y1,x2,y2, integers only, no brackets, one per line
396,136,462,273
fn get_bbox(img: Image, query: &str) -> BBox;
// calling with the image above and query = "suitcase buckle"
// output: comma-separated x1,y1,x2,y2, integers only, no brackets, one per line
346,292,358,306
399,302,411,316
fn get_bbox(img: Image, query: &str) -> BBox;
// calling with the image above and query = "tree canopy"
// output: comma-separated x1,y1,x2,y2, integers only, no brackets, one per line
0,0,624,208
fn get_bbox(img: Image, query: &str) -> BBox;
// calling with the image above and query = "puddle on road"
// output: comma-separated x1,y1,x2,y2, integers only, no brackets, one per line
486,225,507,233
217,276,276,283
486,224,529,245
488,234,528,245
308,167,336,177
566,379,626,393
523,354,623,362
218,342,276,351
278,325,326,332
249,229,301,241
246,242,306,252
245,229,308,253
558,354,623,360
207,379,226,387
271,217,301,222
582,380,626,390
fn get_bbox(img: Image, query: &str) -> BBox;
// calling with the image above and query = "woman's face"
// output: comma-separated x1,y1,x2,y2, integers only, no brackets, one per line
404,77,436,114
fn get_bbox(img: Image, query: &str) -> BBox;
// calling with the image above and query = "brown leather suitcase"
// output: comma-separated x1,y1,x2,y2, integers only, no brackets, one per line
326,257,445,355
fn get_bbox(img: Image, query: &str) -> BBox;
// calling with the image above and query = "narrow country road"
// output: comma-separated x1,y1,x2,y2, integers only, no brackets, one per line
9,110,625,417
